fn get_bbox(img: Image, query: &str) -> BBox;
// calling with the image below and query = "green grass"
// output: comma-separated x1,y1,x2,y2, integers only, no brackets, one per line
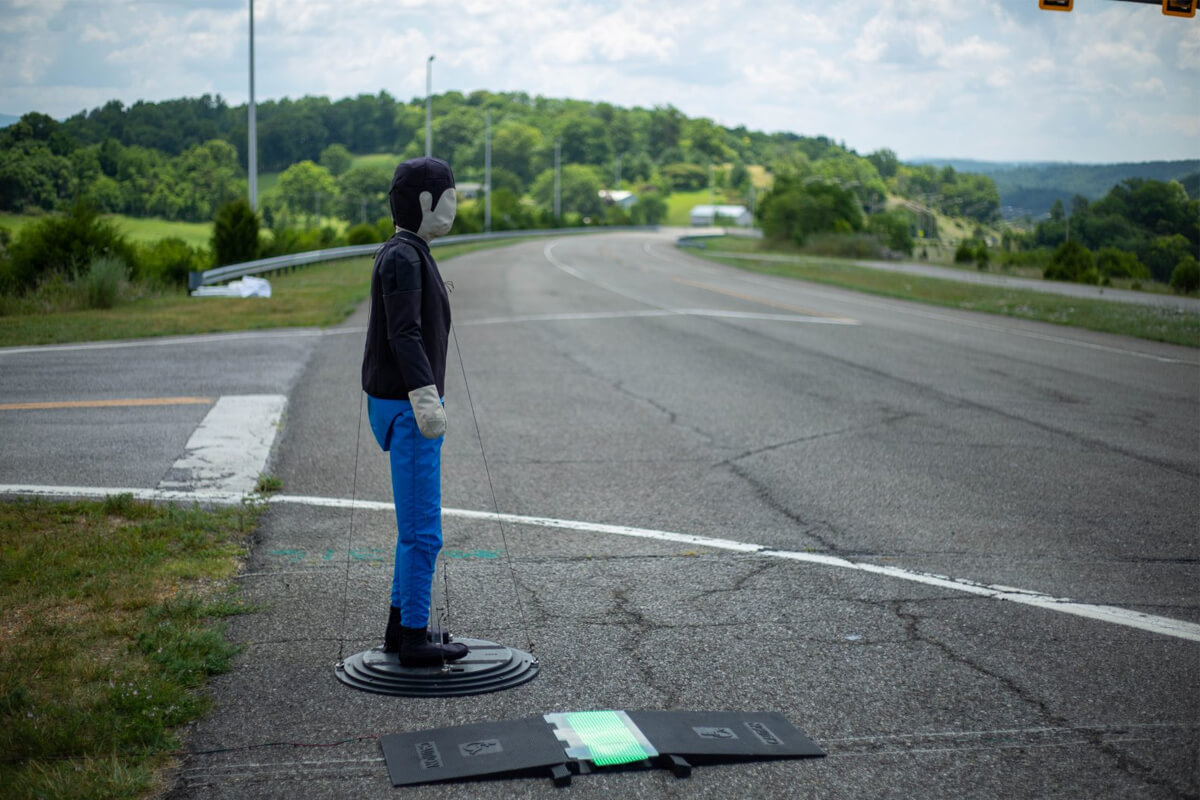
0,237,531,347
109,216,211,248
690,236,1200,348
0,212,212,249
665,189,716,226
0,495,263,800
350,152,404,171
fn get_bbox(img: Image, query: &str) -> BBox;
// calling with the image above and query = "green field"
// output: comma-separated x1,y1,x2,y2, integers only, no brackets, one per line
665,189,716,226
350,152,404,171
690,236,1199,348
1,212,212,248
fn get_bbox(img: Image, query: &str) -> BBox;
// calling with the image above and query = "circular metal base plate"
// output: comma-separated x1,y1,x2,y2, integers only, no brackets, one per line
335,637,539,697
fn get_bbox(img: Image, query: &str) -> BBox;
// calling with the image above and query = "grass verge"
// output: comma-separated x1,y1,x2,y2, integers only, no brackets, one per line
0,237,529,348
690,237,1199,348
0,494,263,799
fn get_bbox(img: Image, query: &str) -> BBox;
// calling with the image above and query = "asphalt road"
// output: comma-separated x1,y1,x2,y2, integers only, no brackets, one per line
1,230,1197,798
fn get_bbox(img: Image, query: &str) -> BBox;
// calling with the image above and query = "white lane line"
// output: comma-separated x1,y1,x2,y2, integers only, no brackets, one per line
457,309,857,326
157,395,287,495
0,329,329,357
7,482,1191,643
543,240,858,326
1,485,1194,642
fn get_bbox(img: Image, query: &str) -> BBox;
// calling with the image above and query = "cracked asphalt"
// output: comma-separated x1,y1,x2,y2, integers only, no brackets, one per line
155,231,1197,798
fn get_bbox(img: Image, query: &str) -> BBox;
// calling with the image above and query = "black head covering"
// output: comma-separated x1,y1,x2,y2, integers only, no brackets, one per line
388,156,456,233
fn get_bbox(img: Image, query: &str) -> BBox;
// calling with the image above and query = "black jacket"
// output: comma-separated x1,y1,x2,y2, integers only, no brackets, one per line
361,230,451,399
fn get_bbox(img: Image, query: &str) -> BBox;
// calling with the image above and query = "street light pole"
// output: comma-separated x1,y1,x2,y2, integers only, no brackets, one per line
554,137,562,221
484,109,492,233
425,55,434,158
248,0,257,210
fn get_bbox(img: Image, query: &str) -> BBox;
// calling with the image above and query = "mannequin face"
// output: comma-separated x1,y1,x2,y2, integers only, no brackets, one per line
416,187,457,242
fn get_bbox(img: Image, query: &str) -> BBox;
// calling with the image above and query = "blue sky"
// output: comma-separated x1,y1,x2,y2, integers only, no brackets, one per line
1,0,1197,163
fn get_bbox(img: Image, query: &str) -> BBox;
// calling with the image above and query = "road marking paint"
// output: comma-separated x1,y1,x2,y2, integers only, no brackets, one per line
0,327,360,357
4,483,1192,643
157,395,287,495
544,241,858,326
0,397,213,411
458,309,857,326
672,276,858,322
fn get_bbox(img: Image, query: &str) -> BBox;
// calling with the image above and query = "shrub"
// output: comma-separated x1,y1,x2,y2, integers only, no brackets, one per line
346,223,383,245
801,233,883,260
1169,255,1199,294
211,197,259,267
954,240,975,263
631,194,667,225
4,201,136,292
137,237,206,287
1044,240,1093,282
867,210,913,255
83,254,128,309
1094,247,1149,280
975,244,990,271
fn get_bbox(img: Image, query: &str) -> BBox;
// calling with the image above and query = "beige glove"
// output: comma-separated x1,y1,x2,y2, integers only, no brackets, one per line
408,384,446,439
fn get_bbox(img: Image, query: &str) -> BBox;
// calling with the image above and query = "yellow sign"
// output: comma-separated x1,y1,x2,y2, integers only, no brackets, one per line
1039,0,1073,10
1163,0,1196,17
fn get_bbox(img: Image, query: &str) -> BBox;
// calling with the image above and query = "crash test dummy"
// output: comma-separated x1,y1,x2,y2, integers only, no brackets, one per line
361,156,468,666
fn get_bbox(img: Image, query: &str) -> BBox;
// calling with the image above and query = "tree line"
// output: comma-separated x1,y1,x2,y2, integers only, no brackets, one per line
0,90,1001,228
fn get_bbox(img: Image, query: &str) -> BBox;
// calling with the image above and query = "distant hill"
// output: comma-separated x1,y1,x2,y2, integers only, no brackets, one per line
911,158,1200,218
0,113,19,128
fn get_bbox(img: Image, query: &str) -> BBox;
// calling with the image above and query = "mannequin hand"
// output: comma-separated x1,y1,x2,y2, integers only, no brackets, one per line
408,385,446,439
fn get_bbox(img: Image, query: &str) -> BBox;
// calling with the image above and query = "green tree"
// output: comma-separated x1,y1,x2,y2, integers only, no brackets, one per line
170,139,244,221
335,164,391,224
631,194,668,225
1169,255,1198,294
867,210,913,255
319,143,353,176
758,177,863,245
277,160,337,219
661,162,709,191
531,164,603,218
1141,234,1192,284
490,121,544,186
1044,240,1094,283
211,197,260,266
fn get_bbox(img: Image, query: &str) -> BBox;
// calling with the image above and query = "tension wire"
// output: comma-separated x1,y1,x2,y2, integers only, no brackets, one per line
450,323,534,654
336,390,365,666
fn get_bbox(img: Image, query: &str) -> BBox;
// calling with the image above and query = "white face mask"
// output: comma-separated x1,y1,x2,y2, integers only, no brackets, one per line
416,187,457,242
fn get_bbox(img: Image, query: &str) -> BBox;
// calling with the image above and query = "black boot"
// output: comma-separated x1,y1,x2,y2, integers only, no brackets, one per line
399,625,469,667
384,606,452,651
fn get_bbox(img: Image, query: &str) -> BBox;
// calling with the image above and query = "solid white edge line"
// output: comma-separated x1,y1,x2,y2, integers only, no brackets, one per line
1,484,1196,643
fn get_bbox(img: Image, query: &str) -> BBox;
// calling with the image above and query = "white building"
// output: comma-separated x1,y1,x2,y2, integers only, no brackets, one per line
599,189,637,210
690,204,752,227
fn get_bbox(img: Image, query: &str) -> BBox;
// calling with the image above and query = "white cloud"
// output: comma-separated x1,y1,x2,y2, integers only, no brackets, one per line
0,0,1195,163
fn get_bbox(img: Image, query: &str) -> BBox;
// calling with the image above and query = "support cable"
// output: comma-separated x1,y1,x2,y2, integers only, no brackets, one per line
450,324,534,654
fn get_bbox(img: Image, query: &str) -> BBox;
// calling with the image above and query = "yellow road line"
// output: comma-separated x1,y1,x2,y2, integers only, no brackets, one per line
671,277,856,321
0,397,213,411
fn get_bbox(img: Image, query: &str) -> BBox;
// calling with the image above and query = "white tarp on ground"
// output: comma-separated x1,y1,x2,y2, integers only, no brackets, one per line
191,276,272,298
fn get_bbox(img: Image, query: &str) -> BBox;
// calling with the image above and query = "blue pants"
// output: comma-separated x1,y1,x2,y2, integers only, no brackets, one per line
367,394,443,628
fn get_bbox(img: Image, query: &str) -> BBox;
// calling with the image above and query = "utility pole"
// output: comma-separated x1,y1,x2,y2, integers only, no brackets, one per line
248,0,257,210
425,55,434,158
554,137,562,221
484,109,492,232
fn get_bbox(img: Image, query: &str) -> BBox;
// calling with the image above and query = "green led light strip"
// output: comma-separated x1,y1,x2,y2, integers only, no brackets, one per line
548,711,656,767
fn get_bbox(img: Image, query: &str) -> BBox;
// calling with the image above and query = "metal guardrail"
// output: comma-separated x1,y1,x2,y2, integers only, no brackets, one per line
188,226,658,293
